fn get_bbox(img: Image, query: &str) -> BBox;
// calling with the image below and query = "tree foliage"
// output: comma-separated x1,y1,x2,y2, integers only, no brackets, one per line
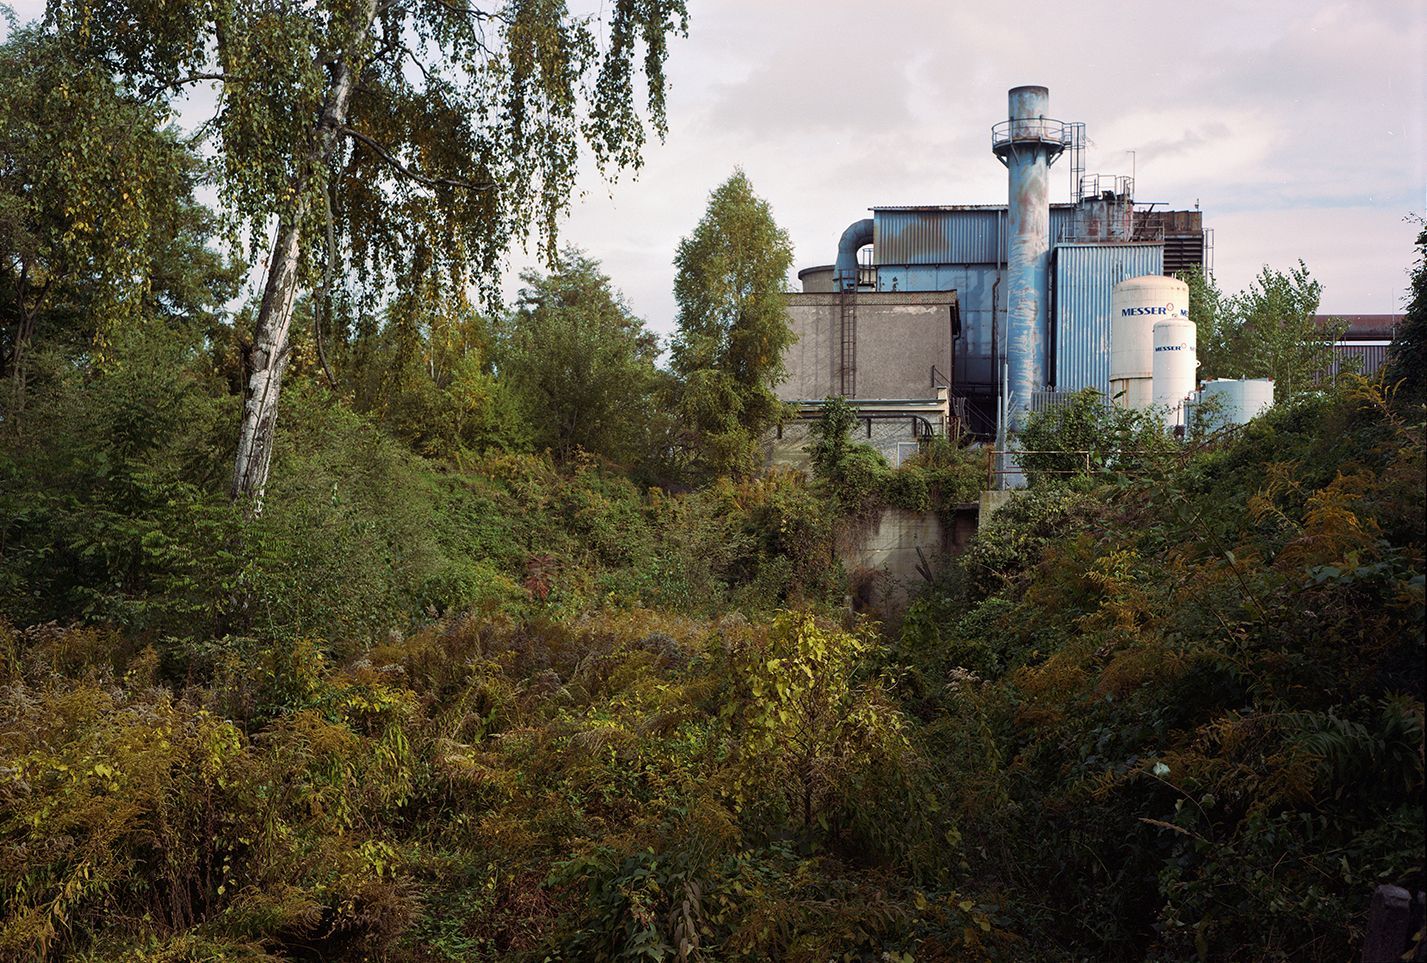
342,277,527,459
1384,222,1426,406
807,395,981,516
45,0,688,292
671,170,795,479
43,0,688,502
1178,261,1341,401
1235,260,1339,401
0,23,234,410
1017,387,1176,485
499,249,663,466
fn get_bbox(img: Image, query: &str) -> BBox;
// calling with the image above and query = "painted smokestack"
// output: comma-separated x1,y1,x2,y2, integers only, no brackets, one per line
992,85,1067,429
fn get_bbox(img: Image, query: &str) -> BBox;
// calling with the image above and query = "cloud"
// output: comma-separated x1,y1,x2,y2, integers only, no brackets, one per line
4,0,1423,330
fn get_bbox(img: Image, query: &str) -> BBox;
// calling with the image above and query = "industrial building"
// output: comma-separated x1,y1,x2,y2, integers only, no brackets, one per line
774,85,1210,462
1320,314,1402,379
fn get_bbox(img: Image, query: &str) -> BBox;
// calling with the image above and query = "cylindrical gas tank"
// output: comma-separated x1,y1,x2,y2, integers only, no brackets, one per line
1111,275,1189,410
1152,317,1197,427
1199,377,1274,428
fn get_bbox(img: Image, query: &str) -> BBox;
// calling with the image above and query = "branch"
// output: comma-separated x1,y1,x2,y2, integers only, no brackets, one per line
141,72,228,101
339,126,493,192
428,0,510,24
315,187,339,389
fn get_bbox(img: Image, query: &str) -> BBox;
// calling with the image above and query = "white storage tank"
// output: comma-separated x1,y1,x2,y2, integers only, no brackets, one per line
1152,317,1197,428
1198,378,1275,429
1111,275,1190,410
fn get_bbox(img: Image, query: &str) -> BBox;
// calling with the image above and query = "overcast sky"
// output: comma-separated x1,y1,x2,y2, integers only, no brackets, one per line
6,0,1425,335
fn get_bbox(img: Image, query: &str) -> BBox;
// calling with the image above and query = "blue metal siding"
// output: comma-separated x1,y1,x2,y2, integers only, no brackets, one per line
874,206,1075,265
875,209,1001,264
1052,244,1164,395
867,232,1164,397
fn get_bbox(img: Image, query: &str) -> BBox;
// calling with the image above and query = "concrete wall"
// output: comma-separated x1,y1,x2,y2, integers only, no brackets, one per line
780,292,958,401
837,505,980,627
839,508,945,625
765,418,928,470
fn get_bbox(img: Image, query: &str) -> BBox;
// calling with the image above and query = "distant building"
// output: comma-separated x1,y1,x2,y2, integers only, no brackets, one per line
767,86,1219,472
1318,314,1401,379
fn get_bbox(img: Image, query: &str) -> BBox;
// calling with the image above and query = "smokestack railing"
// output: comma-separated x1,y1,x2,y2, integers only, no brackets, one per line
991,117,1075,151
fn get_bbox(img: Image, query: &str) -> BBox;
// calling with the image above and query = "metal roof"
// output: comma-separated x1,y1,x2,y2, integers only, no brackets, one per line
869,202,1078,212
1315,314,1402,339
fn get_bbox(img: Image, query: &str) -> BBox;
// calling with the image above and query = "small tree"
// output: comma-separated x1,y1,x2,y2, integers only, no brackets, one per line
1178,266,1237,381
670,170,795,478
1234,261,1340,403
806,395,857,479
499,249,661,465
1180,262,1345,402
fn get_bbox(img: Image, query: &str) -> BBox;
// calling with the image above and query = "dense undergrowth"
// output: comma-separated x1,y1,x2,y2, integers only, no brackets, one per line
900,378,1425,960
1,335,1423,960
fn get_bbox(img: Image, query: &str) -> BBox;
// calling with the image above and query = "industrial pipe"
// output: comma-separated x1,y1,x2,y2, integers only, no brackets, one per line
834,217,874,291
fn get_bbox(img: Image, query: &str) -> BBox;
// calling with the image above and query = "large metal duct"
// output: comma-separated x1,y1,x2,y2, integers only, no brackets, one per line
834,217,874,291
992,85,1067,429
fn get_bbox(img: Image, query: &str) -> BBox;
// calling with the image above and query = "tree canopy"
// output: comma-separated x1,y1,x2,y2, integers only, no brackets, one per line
670,169,795,478
0,23,234,412
1235,261,1339,401
498,248,663,465
1384,222,1426,405
1178,261,1341,399
43,0,688,503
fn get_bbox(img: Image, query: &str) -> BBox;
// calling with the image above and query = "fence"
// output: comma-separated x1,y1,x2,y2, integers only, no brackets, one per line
982,444,1213,489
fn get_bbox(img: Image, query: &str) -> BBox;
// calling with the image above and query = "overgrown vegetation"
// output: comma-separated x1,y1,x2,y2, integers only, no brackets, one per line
4,365,1421,961
899,377,1425,960
1,9,1424,961
1016,388,1178,486
808,395,983,517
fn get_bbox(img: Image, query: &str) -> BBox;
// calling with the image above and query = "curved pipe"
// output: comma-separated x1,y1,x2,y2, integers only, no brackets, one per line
834,217,873,290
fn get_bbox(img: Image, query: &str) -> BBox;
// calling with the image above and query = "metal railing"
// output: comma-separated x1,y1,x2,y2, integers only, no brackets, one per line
983,446,1201,488
1078,173,1134,199
1029,388,1111,415
985,448,1091,485
991,117,1075,151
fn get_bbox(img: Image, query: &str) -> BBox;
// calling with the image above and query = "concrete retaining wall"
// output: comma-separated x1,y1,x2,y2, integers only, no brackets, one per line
837,506,978,627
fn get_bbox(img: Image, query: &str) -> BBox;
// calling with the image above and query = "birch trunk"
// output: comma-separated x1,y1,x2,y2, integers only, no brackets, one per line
230,0,378,508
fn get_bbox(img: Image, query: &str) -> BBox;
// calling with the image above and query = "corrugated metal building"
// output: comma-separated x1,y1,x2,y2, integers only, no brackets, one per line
1051,243,1164,396
780,86,1213,441
839,203,1192,430
1316,314,1400,379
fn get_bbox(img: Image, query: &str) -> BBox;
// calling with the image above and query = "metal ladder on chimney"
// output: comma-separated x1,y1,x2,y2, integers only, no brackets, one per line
838,286,857,397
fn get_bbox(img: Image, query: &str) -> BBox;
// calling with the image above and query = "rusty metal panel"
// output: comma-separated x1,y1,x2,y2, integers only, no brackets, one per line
873,206,1076,266
1053,243,1165,395
875,209,998,264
